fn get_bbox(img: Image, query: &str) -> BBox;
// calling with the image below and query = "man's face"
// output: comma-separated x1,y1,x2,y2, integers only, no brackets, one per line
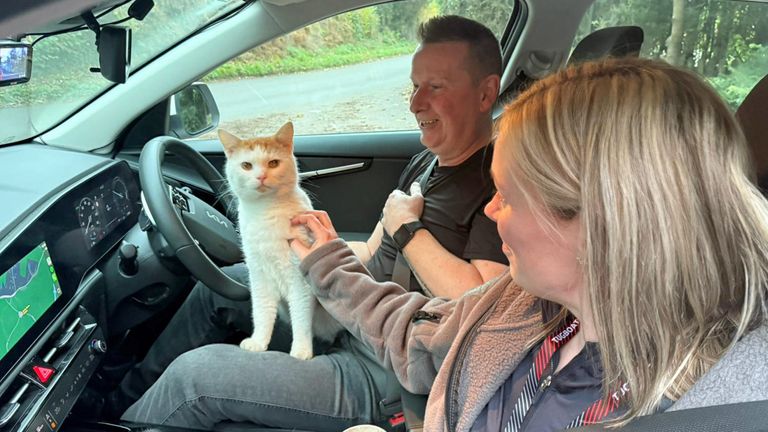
409,42,488,157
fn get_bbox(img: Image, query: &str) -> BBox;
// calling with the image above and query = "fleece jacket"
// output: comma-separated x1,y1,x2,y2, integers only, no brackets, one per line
300,239,768,431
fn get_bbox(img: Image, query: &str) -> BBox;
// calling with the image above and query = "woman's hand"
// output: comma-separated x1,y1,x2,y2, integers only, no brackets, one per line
290,210,339,261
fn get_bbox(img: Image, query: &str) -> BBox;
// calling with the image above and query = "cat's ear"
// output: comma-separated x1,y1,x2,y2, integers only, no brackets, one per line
274,121,294,150
218,129,241,155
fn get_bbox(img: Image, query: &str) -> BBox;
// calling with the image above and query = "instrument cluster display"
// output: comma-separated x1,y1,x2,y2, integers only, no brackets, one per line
75,176,133,249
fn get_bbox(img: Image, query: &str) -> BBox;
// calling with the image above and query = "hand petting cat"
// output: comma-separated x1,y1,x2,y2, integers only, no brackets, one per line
290,210,339,260
382,182,424,236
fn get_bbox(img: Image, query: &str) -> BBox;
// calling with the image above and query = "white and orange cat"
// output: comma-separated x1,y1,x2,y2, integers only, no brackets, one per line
219,122,342,360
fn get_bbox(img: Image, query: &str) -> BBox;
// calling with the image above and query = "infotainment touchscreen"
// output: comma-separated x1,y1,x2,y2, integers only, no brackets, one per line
0,242,62,361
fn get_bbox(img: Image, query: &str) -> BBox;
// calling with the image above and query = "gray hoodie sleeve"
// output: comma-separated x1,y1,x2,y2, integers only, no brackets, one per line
300,238,498,394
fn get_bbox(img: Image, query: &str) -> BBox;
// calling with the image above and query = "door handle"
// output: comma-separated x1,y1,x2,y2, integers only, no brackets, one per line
299,162,366,180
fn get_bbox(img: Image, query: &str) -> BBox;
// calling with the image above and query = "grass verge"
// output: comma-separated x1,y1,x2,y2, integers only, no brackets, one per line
204,39,416,81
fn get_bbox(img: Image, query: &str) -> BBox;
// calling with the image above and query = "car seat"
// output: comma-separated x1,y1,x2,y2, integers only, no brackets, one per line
736,73,768,192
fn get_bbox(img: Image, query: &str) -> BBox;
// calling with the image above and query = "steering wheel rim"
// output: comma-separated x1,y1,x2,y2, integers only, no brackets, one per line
139,136,249,300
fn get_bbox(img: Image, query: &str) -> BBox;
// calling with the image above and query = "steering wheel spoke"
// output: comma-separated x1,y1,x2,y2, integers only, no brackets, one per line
139,136,249,300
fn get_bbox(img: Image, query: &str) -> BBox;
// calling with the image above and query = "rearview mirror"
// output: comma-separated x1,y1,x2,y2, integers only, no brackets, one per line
98,25,131,84
169,83,220,139
0,41,32,87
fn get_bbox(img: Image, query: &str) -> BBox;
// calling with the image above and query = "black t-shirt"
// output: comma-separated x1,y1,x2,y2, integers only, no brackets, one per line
366,146,507,291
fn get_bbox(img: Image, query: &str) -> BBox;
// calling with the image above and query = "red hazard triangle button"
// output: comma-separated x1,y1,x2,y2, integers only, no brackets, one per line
33,365,55,383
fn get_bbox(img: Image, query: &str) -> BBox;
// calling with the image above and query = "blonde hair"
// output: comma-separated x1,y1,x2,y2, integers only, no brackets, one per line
497,58,768,423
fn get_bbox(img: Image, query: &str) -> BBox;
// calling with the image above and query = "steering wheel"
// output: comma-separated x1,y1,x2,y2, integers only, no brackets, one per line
139,136,250,300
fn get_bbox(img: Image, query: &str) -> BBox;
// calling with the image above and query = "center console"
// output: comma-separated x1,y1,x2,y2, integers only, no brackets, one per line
0,161,139,432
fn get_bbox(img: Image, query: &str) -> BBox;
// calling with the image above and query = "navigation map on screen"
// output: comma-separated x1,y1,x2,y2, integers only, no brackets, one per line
0,242,62,360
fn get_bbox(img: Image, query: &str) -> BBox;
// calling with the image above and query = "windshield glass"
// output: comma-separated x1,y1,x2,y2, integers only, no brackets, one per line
0,0,243,145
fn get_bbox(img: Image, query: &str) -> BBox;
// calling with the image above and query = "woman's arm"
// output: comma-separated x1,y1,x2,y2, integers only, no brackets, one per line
297,235,497,393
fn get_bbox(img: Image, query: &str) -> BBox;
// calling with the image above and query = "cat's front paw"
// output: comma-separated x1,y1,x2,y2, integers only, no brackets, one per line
290,346,313,360
239,337,268,352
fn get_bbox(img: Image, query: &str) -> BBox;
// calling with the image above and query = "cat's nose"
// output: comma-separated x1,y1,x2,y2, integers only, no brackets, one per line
257,174,267,183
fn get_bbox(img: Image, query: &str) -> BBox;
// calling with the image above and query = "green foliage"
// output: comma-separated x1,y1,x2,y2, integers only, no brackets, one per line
377,0,429,40
709,44,768,109
204,4,434,81
436,0,516,37
203,0,522,82
1,0,241,108
178,86,213,133
575,0,768,109
205,39,415,81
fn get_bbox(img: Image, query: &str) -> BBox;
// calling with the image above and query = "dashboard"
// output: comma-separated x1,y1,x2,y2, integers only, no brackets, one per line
75,177,134,249
0,144,141,431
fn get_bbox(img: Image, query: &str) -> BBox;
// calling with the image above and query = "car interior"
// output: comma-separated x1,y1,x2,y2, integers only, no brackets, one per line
0,0,767,431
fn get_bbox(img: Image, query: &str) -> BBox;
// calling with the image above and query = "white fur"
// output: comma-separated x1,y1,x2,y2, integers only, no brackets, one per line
224,133,343,360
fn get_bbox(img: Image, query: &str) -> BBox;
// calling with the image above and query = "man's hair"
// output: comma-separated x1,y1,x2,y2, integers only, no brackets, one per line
498,57,768,425
417,15,502,80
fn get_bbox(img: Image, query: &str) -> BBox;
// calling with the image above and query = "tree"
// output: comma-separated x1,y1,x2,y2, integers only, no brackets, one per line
666,0,685,65
377,1,428,40
437,0,516,37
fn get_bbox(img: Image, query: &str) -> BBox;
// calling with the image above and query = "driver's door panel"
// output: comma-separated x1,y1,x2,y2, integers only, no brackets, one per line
118,131,423,239
185,131,424,239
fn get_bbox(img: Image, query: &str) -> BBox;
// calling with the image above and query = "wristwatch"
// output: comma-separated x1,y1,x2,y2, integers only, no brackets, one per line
392,221,426,250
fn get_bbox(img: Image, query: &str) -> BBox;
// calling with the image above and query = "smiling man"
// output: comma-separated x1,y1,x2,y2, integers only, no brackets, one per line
371,18,507,299
119,15,509,431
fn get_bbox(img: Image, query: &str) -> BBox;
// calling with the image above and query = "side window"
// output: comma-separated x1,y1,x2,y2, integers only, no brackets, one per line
574,0,768,110
195,1,516,139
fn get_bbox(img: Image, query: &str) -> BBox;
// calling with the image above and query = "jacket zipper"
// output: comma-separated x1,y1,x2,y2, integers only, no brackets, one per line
444,304,496,432
518,372,553,431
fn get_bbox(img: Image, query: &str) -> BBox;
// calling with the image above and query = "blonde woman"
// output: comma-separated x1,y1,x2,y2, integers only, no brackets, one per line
290,58,768,431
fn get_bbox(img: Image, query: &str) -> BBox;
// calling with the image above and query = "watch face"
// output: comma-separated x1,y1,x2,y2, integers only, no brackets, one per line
393,225,410,250
394,221,424,250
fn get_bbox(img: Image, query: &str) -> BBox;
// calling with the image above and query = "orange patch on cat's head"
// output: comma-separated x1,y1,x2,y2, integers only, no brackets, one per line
219,121,294,156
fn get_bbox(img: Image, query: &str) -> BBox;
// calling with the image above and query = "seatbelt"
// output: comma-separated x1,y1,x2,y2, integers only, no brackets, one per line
391,156,437,294
381,156,437,430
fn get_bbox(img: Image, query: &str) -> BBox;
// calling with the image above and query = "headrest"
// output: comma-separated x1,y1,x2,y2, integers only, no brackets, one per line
568,26,644,64
736,74,768,191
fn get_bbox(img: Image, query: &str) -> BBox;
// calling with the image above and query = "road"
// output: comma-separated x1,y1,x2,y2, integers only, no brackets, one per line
205,54,416,137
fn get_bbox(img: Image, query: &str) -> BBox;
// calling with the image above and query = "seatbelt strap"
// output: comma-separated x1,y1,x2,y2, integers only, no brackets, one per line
391,156,437,293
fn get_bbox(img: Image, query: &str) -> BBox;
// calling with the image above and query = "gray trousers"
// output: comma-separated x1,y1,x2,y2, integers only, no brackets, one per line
119,264,386,431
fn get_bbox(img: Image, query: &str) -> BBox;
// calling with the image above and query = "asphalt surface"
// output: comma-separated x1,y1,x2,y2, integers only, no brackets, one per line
205,54,417,137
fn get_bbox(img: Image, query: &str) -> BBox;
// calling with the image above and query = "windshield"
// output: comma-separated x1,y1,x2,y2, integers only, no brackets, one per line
0,0,243,145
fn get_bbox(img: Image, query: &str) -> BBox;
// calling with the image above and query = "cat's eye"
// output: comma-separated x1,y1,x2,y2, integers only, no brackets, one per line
268,160,280,168
241,161,253,170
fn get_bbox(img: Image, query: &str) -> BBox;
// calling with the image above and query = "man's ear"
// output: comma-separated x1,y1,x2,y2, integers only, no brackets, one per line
218,129,241,155
478,74,501,113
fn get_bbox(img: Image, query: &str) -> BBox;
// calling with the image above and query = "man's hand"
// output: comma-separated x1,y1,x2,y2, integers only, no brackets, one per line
289,210,339,261
382,182,424,236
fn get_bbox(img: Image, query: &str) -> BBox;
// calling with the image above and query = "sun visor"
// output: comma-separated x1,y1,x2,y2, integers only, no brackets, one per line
0,0,102,38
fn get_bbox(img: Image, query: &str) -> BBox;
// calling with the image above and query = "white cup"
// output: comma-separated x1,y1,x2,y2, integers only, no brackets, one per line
342,426,387,432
